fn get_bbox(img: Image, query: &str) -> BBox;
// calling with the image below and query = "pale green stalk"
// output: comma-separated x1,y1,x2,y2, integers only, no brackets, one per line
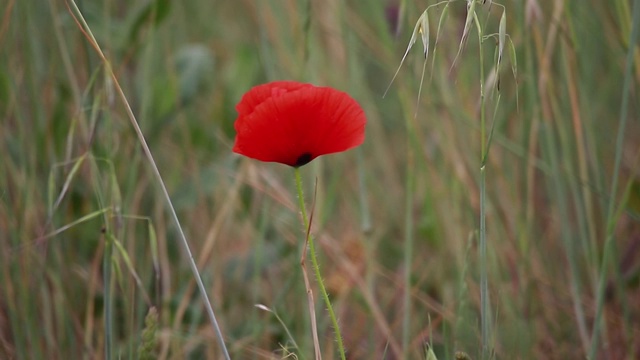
103,227,113,359
474,9,491,359
402,125,415,356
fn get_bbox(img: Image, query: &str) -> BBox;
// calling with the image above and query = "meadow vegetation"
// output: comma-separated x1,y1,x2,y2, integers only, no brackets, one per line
1,0,639,358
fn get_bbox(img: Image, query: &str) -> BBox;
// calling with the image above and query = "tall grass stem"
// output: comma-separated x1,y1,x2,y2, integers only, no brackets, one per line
103,230,113,359
475,9,491,359
402,128,415,356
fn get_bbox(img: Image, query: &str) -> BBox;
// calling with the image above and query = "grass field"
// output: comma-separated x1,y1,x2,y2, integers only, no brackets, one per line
1,0,640,359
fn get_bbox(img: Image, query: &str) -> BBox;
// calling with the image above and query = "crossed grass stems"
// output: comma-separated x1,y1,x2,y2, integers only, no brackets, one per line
386,1,514,359
51,0,518,358
50,0,630,359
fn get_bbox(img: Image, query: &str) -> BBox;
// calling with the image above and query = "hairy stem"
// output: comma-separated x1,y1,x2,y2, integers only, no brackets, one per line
294,168,346,360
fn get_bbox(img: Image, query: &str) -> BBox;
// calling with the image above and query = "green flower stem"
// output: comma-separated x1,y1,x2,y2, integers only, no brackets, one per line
294,168,346,360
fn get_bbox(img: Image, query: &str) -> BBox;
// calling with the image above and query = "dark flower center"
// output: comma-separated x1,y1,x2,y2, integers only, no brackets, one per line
294,152,313,167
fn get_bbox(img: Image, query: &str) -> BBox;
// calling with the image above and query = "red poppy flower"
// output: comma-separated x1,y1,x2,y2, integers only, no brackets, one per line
233,81,367,167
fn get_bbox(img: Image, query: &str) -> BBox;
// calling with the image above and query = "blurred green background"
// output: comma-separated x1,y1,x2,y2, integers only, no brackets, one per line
1,0,639,358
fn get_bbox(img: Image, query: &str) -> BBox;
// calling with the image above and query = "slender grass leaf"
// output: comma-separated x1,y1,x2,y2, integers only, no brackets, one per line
107,234,125,296
148,221,159,275
112,236,152,304
36,208,111,242
508,37,518,80
498,9,506,67
108,164,122,210
508,38,519,112
53,154,87,210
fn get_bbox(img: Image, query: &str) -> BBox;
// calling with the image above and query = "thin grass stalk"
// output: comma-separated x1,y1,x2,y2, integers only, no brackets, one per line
402,122,415,356
64,2,230,358
102,230,113,359
479,168,489,358
474,8,491,359
294,168,346,360
95,209,113,357
589,0,640,357
479,56,490,360
89,157,115,360
356,147,372,259
559,41,591,355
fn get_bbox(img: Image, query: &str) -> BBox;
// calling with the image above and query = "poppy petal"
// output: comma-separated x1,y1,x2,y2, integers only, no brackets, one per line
233,81,366,167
